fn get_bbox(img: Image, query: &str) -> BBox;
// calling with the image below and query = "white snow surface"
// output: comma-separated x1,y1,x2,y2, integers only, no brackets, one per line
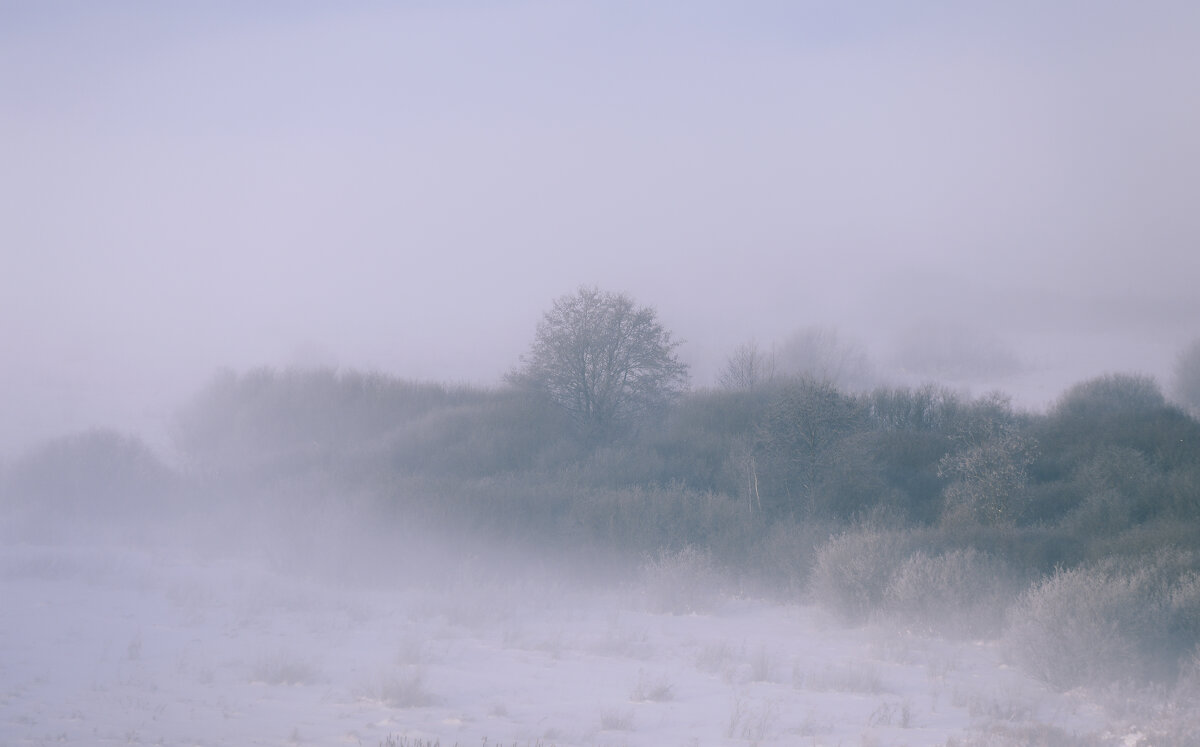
0,538,1121,746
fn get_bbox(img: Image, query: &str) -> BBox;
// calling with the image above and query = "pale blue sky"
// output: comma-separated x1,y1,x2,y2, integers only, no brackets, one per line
2,1,1199,454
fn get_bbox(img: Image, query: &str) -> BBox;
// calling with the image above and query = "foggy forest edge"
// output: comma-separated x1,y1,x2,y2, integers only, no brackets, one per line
4,296,1200,710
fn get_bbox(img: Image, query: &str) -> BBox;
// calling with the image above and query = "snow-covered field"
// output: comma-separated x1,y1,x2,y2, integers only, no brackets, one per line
0,535,1129,746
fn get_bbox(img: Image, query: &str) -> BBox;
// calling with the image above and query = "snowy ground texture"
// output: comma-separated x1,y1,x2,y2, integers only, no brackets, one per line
0,540,1142,746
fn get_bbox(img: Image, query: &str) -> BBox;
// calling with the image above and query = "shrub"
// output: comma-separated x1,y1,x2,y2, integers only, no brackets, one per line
356,669,435,708
638,545,723,614
630,671,674,702
174,367,497,477
1004,548,1200,688
743,519,829,598
565,483,755,561
599,708,636,731
4,429,173,529
387,391,570,477
251,651,322,686
885,548,1017,637
809,528,918,622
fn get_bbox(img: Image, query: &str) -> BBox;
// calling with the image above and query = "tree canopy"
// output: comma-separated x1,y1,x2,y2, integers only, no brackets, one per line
513,287,689,442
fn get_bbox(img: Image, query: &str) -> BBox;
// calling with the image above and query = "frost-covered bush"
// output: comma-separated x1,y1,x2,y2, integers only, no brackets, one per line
885,548,1017,637
3,429,174,540
1004,549,1200,688
809,528,918,622
744,519,829,598
630,671,675,702
939,425,1037,527
638,545,723,614
6,429,171,511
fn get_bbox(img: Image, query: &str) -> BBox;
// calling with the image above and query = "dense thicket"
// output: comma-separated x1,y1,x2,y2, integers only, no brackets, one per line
163,366,1200,552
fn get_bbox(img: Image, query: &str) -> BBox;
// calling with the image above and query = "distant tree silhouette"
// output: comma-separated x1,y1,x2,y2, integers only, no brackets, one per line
6,429,172,517
718,339,776,391
1173,339,1200,419
512,287,689,443
1053,373,1165,421
775,326,876,391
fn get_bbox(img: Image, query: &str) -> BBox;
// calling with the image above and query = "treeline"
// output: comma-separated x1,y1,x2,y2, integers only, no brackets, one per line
164,366,1200,531
170,368,1200,582
3,365,1200,688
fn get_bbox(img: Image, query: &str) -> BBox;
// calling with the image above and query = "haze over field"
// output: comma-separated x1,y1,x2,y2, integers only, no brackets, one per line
3,1,1200,456
5,7,1200,744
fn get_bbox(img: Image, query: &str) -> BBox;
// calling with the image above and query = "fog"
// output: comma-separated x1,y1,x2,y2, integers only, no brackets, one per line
3,1,1199,455
3,4,1200,745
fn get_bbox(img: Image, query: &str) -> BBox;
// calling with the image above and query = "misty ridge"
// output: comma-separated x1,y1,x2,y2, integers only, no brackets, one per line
3,286,1200,744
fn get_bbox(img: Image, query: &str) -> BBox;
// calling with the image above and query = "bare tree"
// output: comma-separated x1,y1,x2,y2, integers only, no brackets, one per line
512,287,689,442
718,339,776,391
775,326,876,391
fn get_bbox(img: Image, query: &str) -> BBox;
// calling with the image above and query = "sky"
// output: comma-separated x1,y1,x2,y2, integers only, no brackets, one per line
2,1,1199,457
